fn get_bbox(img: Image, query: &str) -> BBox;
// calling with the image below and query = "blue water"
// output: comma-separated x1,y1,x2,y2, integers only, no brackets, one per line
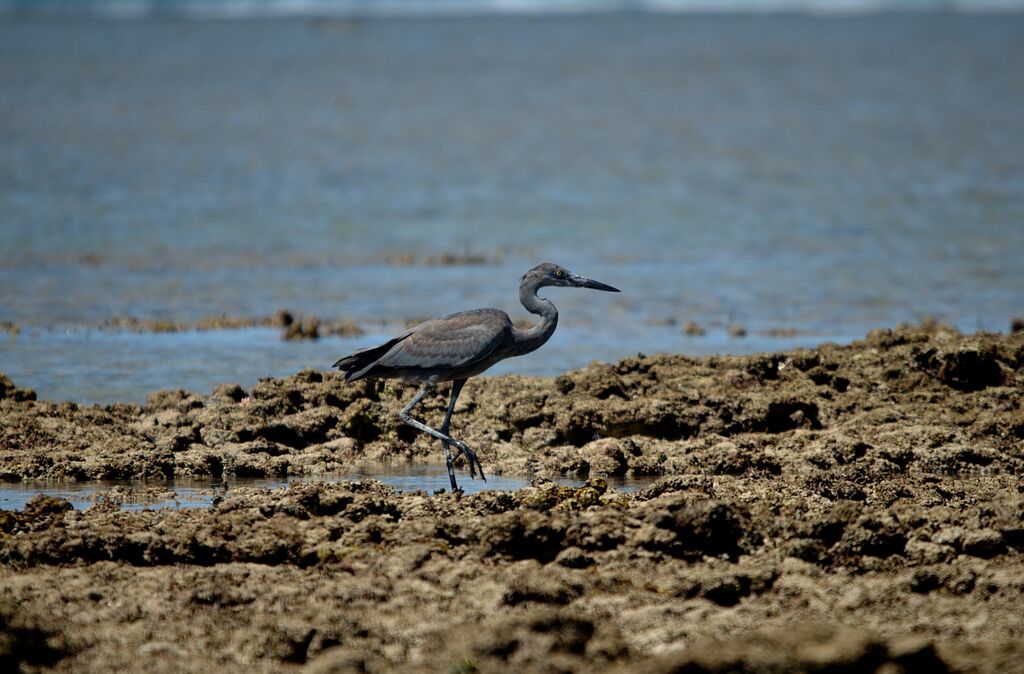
1,13,1022,403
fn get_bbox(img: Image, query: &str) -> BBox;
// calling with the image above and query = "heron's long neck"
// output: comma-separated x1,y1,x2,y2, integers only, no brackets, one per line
510,281,558,356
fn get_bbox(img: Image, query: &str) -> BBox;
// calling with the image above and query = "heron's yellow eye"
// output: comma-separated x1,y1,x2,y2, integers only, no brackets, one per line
554,270,565,278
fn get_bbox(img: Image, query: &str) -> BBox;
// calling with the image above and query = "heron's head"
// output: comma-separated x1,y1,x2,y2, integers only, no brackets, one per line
523,262,620,293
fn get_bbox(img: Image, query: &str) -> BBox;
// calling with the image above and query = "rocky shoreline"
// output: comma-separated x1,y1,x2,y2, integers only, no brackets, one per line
1,324,1023,672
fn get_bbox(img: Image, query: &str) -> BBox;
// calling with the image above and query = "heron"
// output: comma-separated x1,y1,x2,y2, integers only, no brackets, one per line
333,262,620,492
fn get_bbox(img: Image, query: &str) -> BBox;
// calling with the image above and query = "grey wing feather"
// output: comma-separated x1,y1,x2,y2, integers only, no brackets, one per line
333,332,413,380
375,309,512,371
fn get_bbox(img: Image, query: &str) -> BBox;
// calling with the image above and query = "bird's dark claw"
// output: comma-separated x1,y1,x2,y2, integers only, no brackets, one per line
453,440,486,482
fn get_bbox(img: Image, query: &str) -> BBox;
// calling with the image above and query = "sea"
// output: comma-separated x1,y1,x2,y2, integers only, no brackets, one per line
1,3,1022,404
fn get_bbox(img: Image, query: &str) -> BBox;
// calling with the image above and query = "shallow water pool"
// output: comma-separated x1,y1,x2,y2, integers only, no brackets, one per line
0,464,659,511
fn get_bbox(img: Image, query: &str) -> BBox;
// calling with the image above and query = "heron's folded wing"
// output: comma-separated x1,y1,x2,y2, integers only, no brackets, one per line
374,310,512,370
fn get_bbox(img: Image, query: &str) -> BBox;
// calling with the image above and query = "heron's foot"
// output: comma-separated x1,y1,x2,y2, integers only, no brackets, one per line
452,440,486,482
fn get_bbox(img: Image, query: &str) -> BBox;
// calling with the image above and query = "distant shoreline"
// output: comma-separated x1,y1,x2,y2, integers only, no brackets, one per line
2,1,1023,21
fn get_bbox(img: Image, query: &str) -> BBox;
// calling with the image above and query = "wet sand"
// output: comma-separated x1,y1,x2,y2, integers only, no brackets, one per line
1,323,1023,672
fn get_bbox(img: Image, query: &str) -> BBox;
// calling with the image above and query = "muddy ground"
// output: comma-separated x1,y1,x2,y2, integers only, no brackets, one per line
1,324,1023,673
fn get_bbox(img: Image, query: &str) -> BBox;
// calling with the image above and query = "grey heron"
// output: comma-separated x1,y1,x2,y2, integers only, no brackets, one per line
333,262,620,491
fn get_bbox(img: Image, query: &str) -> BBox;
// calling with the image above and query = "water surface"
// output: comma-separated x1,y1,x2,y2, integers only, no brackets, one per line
1,14,1022,403
0,465,658,510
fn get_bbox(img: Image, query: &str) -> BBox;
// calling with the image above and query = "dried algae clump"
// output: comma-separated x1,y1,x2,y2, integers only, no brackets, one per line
525,477,619,511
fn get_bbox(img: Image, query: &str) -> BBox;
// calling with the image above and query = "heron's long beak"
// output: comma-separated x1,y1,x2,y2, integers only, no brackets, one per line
571,274,620,292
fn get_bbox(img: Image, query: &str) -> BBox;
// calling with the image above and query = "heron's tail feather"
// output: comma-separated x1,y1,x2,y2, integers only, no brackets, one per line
333,334,409,382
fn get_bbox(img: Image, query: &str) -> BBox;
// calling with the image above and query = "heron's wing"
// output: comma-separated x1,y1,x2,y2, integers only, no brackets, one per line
373,309,513,372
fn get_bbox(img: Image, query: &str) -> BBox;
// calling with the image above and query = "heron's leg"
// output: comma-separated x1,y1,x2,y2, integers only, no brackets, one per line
398,382,479,490
438,380,462,489
439,380,486,483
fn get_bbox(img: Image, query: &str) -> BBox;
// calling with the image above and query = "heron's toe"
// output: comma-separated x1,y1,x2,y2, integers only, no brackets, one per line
451,441,485,480
463,449,486,481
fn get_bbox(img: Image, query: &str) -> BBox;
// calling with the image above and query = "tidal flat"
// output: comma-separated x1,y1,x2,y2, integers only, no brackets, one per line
1,324,1022,672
